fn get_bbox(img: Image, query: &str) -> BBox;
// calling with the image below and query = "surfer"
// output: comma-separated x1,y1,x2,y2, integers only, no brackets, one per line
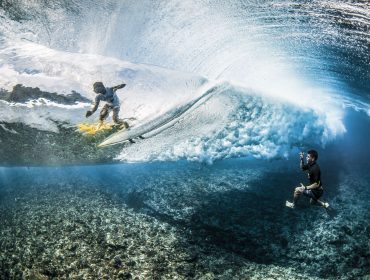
286,150,329,209
85,82,128,128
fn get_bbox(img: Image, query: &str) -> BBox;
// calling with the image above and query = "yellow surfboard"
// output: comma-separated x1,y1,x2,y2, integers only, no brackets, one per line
77,122,118,136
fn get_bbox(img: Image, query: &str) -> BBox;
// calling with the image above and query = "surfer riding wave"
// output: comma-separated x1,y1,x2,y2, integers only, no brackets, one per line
85,82,129,128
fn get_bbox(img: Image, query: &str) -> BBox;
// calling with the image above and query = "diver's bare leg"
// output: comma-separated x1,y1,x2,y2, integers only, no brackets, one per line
293,186,303,205
286,186,302,208
316,199,329,208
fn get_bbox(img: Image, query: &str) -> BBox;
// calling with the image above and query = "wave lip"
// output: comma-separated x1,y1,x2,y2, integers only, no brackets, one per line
115,84,346,163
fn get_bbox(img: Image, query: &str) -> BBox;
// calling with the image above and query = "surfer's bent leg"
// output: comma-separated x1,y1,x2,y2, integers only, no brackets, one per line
113,107,129,128
100,104,110,122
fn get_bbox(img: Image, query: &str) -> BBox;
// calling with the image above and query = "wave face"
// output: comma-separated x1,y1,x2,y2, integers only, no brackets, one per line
0,0,369,164
3,1,367,101
116,83,341,162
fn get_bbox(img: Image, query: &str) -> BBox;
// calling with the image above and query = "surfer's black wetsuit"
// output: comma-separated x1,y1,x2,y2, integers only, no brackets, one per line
301,162,323,199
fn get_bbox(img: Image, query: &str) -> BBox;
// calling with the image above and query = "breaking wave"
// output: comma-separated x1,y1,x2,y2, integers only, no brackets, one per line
0,0,368,164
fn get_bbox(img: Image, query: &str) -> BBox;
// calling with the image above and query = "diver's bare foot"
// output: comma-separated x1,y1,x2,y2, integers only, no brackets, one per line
285,201,295,209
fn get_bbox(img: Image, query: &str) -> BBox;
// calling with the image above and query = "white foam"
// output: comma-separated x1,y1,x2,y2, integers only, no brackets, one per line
0,38,348,162
0,100,87,132
0,33,349,163
0,38,207,126
115,85,344,163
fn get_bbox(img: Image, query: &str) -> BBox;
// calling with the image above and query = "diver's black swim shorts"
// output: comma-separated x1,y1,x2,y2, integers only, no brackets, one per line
303,187,323,200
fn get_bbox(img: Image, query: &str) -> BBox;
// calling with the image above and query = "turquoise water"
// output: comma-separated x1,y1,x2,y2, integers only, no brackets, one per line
1,114,369,277
0,0,369,278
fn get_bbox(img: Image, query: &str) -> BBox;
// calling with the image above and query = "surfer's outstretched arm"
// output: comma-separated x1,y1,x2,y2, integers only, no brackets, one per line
86,95,101,118
113,83,126,91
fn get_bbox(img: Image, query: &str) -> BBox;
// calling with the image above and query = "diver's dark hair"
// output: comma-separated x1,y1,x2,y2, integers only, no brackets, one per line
93,82,105,93
307,149,318,161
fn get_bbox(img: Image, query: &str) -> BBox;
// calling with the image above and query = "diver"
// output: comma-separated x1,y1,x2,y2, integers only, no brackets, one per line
286,150,329,209
85,82,129,128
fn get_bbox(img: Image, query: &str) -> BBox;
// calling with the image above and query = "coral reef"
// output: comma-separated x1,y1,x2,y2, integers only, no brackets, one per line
0,182,314,279
0,159,369,279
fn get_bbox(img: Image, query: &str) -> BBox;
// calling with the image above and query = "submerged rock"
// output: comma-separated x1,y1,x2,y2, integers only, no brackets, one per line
111,255,123,269
118,271,132,279
0,84,91,105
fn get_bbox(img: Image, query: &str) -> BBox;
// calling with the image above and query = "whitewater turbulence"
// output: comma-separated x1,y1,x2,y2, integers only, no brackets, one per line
1,0,368,164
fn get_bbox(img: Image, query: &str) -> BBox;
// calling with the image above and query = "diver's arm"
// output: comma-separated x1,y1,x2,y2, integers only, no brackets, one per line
112,83,126,91
300,152,308,170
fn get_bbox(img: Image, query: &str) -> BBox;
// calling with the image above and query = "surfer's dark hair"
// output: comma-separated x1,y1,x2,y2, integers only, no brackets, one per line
93,82,105,93
307,149,318,161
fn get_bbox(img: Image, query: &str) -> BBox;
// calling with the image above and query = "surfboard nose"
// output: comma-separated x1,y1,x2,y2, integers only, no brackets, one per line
98,139,113,147
98,133,129,147
97,142,107,148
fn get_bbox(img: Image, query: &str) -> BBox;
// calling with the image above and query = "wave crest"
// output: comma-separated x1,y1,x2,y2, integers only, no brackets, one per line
116,85,345,163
